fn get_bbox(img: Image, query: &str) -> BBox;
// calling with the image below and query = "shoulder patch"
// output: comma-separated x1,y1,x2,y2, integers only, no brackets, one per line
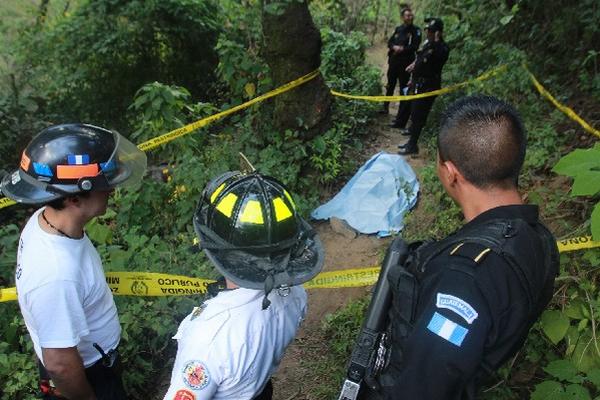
427,312,469,346
190,304,206,321
182,360,210,390
173,389,195,400
436,293,478,324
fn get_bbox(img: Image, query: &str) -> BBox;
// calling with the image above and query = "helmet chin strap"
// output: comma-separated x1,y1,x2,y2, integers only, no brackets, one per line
261,251,292,310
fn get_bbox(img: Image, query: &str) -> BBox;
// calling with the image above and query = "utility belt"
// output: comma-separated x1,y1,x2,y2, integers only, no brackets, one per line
411,76,441,94
38,343,120,398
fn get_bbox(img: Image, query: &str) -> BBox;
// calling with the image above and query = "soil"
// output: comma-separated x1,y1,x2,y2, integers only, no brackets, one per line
271,41,430,399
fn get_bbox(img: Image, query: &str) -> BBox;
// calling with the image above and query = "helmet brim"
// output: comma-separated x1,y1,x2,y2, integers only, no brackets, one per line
0,164,133,205
1,170,61,204
200,218,325,289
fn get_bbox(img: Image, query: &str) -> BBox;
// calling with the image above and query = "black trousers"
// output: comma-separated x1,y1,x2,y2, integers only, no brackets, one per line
384,59,412,111
404,94,437,149
39,357,128,400
254,379,273,400
393,97,412,128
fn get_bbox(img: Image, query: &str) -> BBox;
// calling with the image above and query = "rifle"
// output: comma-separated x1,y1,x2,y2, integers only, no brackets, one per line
338,237,409,400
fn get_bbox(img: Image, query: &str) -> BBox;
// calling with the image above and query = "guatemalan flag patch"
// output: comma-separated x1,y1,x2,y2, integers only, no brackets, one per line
427,312,469,346
67,154,90,165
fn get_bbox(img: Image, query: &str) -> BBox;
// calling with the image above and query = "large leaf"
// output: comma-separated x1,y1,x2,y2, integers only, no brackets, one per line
531,381,566,400
541,310,571,344
544,359,582,383
564,384,591,400
552,143,600,196
565,299,587,320
567,331,600,373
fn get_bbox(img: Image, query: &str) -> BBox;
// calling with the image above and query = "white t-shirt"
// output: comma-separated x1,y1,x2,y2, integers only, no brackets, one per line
15,208,120,367
163,286,307,400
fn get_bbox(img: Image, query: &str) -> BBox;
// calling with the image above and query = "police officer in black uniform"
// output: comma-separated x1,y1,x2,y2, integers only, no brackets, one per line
364,95,559,399
382,8,421,115
397,17,449,155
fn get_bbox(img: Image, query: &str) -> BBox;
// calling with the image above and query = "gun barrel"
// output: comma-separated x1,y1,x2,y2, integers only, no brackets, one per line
363,237,408,331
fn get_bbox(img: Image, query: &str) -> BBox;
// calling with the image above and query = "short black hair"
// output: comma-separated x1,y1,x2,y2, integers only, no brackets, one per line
401,7,412,16
437,95,526,189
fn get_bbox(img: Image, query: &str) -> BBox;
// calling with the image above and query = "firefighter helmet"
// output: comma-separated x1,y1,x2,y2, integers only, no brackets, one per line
194,171,324,291
1,124,147,204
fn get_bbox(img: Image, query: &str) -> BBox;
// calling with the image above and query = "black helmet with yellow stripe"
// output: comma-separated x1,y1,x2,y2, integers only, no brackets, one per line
194,171,324,301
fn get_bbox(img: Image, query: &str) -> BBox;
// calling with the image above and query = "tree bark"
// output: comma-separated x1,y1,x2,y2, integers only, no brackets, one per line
37,0,50,25
262,0,332,139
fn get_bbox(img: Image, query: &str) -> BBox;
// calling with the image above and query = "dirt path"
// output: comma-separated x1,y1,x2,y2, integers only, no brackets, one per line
272,41,430,399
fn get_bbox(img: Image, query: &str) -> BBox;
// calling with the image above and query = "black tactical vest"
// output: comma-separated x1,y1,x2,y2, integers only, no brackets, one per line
380,217,558,392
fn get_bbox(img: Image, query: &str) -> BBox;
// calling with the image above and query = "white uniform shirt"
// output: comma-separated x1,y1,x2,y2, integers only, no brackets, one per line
163,286,307,400
15,208,121,367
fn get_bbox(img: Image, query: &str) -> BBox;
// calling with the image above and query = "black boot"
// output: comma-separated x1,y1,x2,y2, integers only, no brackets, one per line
398,144,418,155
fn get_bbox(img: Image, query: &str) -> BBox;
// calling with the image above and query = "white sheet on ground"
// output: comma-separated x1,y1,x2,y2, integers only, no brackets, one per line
311,152,419,236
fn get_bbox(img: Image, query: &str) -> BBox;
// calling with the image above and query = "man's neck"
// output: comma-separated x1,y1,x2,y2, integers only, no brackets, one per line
459,187,523,223
39,207,86,239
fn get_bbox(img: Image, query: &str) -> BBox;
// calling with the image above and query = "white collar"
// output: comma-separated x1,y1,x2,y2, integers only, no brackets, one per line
201,288,264,320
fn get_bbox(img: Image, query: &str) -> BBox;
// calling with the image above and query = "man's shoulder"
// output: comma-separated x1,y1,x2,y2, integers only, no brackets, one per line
17,240,82,292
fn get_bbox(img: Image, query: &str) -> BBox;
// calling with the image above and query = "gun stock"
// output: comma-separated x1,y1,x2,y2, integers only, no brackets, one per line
338,237,409,400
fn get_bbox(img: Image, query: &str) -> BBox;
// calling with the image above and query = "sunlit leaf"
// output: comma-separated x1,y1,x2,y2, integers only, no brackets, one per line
541,310,570,344
552,144,600,196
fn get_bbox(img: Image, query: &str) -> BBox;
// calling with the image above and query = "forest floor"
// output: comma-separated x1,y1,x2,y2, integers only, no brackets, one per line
272,41,431,400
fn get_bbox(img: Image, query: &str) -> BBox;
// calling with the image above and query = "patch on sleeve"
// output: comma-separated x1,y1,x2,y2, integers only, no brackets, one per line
436,293,478,324
173,389,196,400
427,312,469,346
182,360,210,390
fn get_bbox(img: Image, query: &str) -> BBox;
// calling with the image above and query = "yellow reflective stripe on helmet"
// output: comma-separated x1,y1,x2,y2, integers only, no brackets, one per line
283,190,296,210
210,183,226,204
216,193,238,217
273,197,293,222
239,200,264,224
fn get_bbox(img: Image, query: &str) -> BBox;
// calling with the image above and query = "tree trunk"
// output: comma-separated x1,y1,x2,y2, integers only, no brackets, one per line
372,0,381,42
37,0,50,25
262,0,332,139
383,0,393,41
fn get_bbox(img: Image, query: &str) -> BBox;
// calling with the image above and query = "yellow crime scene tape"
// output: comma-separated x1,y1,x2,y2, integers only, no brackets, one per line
0,196,16,210
1,64,599,302
1,236,598,303
523,64,600,139
0,69,321,210
331,64,508,102
136,69,321,151
1,64,598,209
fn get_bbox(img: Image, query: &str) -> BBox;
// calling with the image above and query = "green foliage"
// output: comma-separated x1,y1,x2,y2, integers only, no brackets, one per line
553,143,600,240
0,224,38,400
403,163,462,241
530,359,600,400
306,297,369,399
19,0,222,127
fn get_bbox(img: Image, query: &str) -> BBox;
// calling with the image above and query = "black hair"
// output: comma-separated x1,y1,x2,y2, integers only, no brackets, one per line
45,192,90,210
437,95,526,189
400,7,412,16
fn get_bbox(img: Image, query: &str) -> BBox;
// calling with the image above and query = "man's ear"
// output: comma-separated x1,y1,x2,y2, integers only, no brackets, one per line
438,159,459,187
64,195,80,207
